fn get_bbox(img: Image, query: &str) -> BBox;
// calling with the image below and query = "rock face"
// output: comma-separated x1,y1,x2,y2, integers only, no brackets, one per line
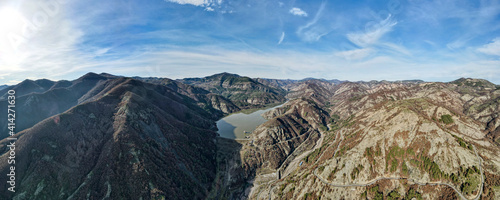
242,99,330,174
239,79,500,200
179,72,286,108
0,78,219,199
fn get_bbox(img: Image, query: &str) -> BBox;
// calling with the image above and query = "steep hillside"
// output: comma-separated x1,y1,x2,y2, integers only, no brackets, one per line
285,80,335,106
2,74,499,200
135,77,240,115
254,78,299,91
0,78,219,199
0,73,115,139
179,73,286,108
0,79,55,100
242,98,330,173
236,80,500,200
256,78,342,92
0,73,242,140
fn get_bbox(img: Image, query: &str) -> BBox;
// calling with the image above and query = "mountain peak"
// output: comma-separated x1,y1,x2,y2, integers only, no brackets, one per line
206,72,240,79
451,77,496,88
77,72,109,81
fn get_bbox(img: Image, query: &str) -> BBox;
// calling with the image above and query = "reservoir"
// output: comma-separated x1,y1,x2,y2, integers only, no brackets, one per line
217,103,283,139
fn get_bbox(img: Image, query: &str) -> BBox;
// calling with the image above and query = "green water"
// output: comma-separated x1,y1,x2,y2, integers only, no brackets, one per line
217,104,283,139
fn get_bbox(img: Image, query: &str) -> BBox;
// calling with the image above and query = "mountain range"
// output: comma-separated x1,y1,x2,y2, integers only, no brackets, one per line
0,72,499,200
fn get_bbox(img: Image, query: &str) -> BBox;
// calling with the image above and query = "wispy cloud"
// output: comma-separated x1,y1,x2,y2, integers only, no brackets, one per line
477,38,500,56
406,0,500,50
164,0,222,11
278,32,285,45
165,0,212,7
0,0,88,82
289,7,307,17
296,1,328,42
346,14,397,47
335,48,373,60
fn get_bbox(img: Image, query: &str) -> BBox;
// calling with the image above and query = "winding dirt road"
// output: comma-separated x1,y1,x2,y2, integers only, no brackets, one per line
312,130,484,200
258,125,484,200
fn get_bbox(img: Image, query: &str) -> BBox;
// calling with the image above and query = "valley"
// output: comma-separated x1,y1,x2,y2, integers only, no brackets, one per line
0,73,499,199
217,103,284,139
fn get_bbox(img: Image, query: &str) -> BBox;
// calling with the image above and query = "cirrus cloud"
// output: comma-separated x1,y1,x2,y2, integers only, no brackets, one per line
477,38,500,56
164,0,222,9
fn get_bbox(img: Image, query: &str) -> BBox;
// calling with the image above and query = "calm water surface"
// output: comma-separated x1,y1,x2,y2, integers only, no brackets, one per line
217,104,283,139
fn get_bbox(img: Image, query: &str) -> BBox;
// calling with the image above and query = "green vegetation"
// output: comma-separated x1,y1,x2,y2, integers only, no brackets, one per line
286,178,296,184
385,145,406,172
461,178,480,196
366,186,384,200
388,145,405,159
390,159,398,172
327,166,339,181
402,161,409,175
451,134,471,149
330,114,340,124
360,190,367,199
451,78,495,88
405,188,423,200
388,98,430,111
375,145,382,156
278,183,287,197
387,190,401,200
331,114,356,129
406,148,414,156
350,164,364,180
298,127,305,134
459,166,480,196
373,191,384,200
335,146,348,158
349,95,362,102
303,192,313,200
450,173,459,184
304,149,321,163
440,114,454,124
419,154,444,179
365,147,373,158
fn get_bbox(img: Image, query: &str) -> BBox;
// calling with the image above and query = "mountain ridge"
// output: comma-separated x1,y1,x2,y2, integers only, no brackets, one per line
1,72,499,199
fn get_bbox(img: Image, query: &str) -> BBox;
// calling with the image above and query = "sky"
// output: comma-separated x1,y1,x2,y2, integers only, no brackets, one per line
0,0,500,85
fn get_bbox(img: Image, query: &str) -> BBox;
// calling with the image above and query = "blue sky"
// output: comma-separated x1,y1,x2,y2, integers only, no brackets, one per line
0,0,500,84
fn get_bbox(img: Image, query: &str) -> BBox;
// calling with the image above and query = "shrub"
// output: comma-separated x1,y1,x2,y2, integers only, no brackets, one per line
402,162,409,175
387,190,401,200
373,191,384,200
390,159,398,172
406,188,423,200
304,149,321,163
440,114,454,124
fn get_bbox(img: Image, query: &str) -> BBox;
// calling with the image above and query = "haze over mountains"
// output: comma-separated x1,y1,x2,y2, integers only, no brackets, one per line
1,72,499,199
